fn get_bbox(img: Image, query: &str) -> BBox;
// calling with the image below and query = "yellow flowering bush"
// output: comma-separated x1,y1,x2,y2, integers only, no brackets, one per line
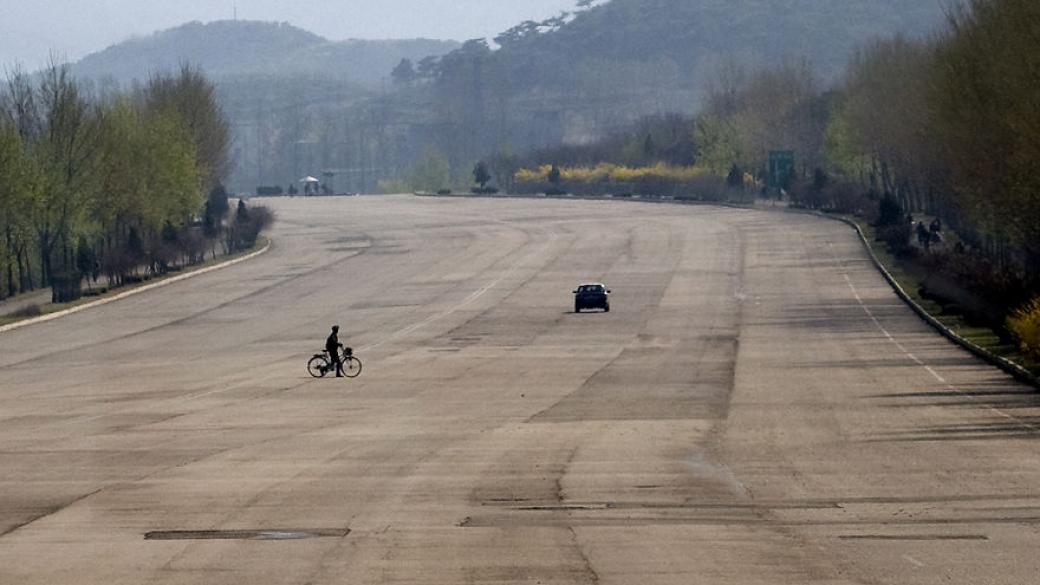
515,163,711,184
1008,298,1040,359
514,165,552,182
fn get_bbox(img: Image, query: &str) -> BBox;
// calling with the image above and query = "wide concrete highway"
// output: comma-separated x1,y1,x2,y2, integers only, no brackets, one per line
2,195,1039,584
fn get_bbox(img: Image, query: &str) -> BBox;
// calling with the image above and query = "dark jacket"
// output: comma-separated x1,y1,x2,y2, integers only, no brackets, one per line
326,332,340,353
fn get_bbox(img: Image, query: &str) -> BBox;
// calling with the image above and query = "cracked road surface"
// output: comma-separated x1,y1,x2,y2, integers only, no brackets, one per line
2,195,1039,584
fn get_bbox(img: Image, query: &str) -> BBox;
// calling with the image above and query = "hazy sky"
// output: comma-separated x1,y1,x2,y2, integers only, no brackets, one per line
0,0,579,68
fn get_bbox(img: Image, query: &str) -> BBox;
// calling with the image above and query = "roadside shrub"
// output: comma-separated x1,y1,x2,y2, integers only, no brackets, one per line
517,163,710,185
50,272,83,303
12,303,42,317
790,179,826,209
545,187,568,196
876,193,904,226
101,248,135,287
377,178,410,194
255,185,283,197
181,228,207,266
726,164,744,188
1008,298,1040,359
227,199,274,250
924,247,1025,309
437,189,452,195
677,175,729,202
473,187,499,194
826,182,873,215
230,204,275,251
878,223,913,257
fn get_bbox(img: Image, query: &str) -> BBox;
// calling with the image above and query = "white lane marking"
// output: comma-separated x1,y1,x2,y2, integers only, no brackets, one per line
903,554,926,568
842,274,946,386
839,262,1040,434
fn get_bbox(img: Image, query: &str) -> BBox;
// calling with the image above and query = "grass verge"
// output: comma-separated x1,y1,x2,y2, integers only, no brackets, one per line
0,235,269,330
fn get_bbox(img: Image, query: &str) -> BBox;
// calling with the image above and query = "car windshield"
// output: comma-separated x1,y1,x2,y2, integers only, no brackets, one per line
580,285,604,293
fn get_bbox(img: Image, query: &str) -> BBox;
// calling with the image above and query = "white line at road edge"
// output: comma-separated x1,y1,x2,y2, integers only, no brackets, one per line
824,212,1038,387
0,241,272,335
840,268,1040,434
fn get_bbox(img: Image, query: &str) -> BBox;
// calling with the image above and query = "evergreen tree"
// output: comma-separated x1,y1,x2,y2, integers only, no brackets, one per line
548,163,562,185
207,183,231,221
726,164,744,188
473,161,492,190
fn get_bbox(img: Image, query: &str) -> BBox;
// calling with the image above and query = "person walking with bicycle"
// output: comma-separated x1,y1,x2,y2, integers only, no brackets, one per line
326,325,345,377
307,326,362,379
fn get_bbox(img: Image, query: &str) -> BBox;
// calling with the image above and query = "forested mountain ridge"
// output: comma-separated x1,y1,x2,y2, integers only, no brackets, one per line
67,20,460,193
369,0,950,191
71,20,460,88
491,0,948,86
66,1,951,193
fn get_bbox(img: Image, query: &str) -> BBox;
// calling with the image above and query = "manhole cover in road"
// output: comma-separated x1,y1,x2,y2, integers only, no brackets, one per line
145,528,349,541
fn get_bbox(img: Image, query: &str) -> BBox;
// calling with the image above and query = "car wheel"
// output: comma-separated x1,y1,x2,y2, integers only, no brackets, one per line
604,304,610,312
575,304,581,313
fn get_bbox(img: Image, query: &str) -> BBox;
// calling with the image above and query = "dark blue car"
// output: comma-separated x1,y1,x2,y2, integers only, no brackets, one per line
574,283,611,313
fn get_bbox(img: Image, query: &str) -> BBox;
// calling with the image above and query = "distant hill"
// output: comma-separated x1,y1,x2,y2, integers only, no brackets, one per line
64,3,953,192
71,20,459,88
494,0,949,87
375,0,951,174
66,20,459,194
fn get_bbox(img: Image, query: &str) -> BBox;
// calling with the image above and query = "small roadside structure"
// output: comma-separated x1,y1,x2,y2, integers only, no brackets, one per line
300,176,320,195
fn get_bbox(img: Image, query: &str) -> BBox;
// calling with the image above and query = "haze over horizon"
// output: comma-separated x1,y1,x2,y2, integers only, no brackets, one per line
0,0,578,68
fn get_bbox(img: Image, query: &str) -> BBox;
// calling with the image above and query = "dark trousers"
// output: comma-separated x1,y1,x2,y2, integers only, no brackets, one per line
328,348,343,376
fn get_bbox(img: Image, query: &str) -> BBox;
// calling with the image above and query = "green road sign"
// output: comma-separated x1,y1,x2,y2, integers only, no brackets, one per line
768,150,795,189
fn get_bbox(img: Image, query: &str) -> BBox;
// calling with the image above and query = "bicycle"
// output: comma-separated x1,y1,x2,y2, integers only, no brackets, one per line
307,346,363,379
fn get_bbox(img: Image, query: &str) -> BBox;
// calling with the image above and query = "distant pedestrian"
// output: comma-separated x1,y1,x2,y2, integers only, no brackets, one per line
916,222,931,250
928,218,943,247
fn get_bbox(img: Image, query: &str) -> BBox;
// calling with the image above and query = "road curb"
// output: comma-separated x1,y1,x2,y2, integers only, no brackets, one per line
418,191,1039,388
0,240,272,335
823,213,1040,389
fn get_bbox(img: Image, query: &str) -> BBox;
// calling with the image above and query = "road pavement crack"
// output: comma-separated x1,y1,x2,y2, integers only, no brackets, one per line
0,488,102,538
568,526,601,585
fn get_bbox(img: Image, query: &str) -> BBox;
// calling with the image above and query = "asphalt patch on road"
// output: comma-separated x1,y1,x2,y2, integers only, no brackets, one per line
838,534,989,541
145,528,349,541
